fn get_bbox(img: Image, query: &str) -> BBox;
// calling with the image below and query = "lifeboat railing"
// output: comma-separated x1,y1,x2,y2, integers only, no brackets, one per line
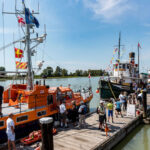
1,93,51,116
1,91,92,117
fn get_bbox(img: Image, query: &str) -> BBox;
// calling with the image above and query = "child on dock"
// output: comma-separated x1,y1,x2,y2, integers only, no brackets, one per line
115,99,123,118
107,100,114,123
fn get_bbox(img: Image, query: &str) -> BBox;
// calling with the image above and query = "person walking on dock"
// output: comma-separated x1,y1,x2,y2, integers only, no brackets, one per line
78,101,86,128
71,100,78,126
119,92,126,111
59,101,68,128
107,100,114,123
115,99,123,118
97,101,105,131
6,113,16,150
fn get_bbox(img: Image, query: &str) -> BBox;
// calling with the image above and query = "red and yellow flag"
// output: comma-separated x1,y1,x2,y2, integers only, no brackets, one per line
16,61,27,69
15,48,24,58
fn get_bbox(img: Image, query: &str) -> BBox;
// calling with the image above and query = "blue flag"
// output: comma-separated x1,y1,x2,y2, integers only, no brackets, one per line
25,8,39,28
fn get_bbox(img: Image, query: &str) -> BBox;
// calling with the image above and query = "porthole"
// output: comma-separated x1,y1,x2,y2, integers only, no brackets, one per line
37,110,46,117
16,115,28,122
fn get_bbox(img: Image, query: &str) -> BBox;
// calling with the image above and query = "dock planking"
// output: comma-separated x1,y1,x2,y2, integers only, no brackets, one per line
17,94,150,150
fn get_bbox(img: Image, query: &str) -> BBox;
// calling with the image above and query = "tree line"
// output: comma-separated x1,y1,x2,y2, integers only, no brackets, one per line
0,66,109,78
41,66,108,78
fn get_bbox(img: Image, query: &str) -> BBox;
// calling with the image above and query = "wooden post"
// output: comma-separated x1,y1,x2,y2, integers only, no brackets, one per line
39,117,54,150
142,90,147,118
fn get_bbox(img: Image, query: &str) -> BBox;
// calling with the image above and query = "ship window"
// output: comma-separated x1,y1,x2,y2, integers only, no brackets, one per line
47,95,53,105
123,64,126,69
16,115,28,122
0,121,4,127
37,110,46,117
119,64,122,69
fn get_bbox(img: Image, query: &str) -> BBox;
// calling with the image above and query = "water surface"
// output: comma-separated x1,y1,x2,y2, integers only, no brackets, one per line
113,124,150,150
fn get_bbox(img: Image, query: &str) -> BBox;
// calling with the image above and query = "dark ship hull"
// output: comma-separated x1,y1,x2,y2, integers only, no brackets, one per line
99,80,134,100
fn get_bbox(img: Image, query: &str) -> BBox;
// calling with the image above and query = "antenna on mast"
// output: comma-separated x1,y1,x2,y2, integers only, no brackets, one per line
118,32,121,60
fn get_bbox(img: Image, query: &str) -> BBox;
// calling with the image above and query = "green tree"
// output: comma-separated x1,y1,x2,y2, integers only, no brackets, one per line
62,69,68,76
41,66,53,77
54,66,62,77
0,66,6,76
75,70,83,76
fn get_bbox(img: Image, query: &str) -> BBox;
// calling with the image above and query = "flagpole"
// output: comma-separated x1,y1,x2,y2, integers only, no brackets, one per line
138,42,140,86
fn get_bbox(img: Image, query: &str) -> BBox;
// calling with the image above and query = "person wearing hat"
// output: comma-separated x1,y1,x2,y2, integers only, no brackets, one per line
97,101,105,131
6,113,16,150
78,101,86,128
59,101,68,128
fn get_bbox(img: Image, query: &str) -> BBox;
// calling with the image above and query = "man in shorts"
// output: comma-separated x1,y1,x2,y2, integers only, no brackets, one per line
115,99,123,118
6,113,16,150
98,101,105,131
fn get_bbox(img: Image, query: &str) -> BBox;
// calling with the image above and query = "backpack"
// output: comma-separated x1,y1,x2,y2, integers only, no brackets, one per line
83,105,87,114
96,106,100,114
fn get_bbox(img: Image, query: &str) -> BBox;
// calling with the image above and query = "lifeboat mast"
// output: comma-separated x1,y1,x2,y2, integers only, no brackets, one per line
1,0,47,90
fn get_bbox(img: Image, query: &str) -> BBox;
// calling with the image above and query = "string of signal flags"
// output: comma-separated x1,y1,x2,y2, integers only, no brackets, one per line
15,48,27,69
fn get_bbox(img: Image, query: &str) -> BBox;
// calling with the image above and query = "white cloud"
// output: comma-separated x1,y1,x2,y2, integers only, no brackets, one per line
83,0,132,22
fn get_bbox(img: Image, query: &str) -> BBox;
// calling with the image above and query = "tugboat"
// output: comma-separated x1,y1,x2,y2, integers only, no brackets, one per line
0,0,93,144
99,33,140,99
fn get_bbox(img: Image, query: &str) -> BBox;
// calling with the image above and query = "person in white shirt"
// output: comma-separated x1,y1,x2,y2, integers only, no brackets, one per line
78,101,86,128
6,113,16,150
59,101,68,128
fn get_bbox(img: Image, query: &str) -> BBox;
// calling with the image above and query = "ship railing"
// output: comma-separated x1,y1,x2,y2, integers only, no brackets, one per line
1,93,53,116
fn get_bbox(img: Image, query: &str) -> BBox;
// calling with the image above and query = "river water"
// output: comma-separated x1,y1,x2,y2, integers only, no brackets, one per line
0,76,100,112
113,124,150,150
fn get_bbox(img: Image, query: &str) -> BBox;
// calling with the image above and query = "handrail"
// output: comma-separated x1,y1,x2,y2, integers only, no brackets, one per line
108,81,117,100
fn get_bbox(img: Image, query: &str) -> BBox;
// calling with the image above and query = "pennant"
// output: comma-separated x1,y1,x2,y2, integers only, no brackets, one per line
15,48,23,58
88,73,91,79
138,42,141,48
16,61,27,69
25,8,39,28
17,16,25,26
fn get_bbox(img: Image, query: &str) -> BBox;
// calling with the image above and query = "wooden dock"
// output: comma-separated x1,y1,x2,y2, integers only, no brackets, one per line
13,95,150,150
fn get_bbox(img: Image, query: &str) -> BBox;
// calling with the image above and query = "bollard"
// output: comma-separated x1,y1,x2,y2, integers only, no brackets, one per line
39,117,54,150
142,90,147,118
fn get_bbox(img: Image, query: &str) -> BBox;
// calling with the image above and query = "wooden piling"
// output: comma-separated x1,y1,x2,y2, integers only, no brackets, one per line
39,117,54,150
142,90,147,118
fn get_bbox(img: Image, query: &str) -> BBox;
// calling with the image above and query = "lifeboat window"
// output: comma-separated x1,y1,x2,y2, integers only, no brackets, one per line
0,121,4,127
18,93,22,100
16,115,28,122
67,91,72,99
37,110,46,117
47,95,53,105
56,92,62,101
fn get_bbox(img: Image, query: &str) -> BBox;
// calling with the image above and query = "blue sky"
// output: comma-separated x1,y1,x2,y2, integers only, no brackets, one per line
0,0,150,73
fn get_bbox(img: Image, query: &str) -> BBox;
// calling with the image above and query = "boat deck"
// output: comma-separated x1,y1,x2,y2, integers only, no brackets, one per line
1,103,32,117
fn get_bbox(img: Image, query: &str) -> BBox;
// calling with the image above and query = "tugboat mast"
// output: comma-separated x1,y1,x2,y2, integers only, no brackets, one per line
118,32,121,60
